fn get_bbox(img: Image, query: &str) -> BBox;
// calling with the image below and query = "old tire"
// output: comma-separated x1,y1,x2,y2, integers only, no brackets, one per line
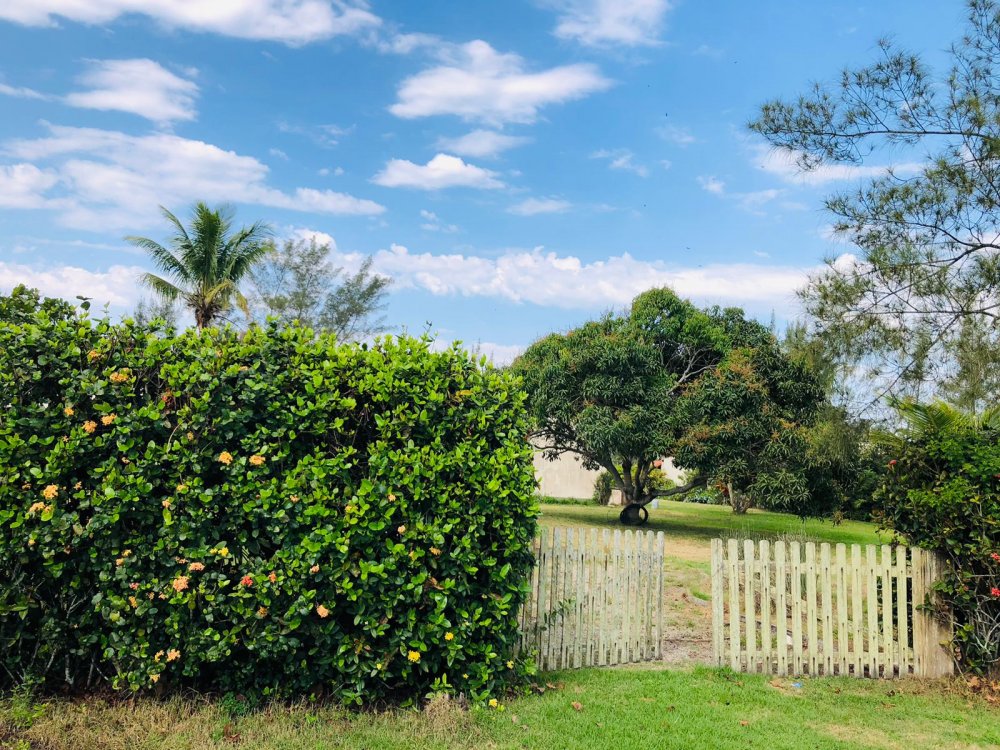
619,503,649,526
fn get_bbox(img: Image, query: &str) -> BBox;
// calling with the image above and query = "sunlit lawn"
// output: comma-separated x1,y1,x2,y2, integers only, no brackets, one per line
4,668,996,750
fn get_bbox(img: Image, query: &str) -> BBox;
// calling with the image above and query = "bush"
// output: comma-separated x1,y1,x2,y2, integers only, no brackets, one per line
591,472,613,505
875,401,1000,675
0,289,538,703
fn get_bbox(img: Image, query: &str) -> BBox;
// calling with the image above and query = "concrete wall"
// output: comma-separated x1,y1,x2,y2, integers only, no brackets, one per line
533,451,688,500
533,451,602,499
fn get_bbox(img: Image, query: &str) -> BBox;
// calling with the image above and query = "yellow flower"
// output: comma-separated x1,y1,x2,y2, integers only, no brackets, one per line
257,606,268,618
83,420,97,434
176,483,188,492
63,406,74,417
249,454,265,466
101,413,116,426
375,662,383,670
430,547,442,557
162,499,171,509
488,698,498,708
462,673,468,679
109,370,130,384
217,546,229,557
186,432,195,441
172,576,189,593
407,650,421,663
397,525,406,535
506,660,514,669
316,604,330,618
166,649,180,662
218,451,233,465
150,674,160,684
289,495,299,503
28,501,46,515
123,549,132,557
74,482,82,490
154,650,164,662
188,562,204,572
128,596,138,608
115,557,125,567
267,570,277,583
87,349,99,361
310,564,320,574
444,632,454,642
345,504,356,514
42,485,59,499
388,493,396,502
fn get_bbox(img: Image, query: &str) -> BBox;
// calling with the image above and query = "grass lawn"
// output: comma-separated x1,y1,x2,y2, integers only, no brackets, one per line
538,500,888,559
4,668,997,750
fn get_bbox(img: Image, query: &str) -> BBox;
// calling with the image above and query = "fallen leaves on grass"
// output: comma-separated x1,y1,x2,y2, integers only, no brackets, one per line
571,702,583,712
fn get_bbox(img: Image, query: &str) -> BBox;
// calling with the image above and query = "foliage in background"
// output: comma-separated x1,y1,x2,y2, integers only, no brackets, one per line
751,0,1000,409
0,286,537,704
250,238,391,341
514,287,827,522
591,471,614,505
874,400,1000,674
129,203,271,330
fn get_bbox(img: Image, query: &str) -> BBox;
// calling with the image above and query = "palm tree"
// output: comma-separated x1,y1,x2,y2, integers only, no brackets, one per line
128,203,272,329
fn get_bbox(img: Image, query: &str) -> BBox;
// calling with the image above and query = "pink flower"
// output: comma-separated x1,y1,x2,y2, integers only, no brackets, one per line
240,575,254,587
990,552,1000,563
991,587,1000,598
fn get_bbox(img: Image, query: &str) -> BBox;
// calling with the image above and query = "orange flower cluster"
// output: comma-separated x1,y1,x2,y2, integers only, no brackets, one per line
268,571,277,583
316,604,330,618
63,406,74,417
41,485,58,499
109,370,130,384
172,576,189,593
166,649,180,662
27,502,47,515
240,575,253,587
249,454,265,466
310,564,320,574
188,562,205,572
218,451,233,465
83,421,97,434
101,413,116,426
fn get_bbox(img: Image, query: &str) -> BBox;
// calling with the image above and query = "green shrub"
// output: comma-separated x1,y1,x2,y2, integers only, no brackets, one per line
591,472,613,505
0,288,538,704
875,401,1000,674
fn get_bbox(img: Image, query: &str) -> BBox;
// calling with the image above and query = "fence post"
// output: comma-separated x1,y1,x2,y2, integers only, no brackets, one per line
711,539,724,666
911,549,954,678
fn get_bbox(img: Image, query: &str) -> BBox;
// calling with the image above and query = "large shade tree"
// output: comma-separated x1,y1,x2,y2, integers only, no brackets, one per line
749,0,1000,409
512,288,825,523
128,203,271,329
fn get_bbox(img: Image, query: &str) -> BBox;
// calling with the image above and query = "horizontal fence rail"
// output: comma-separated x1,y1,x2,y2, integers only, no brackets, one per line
519,527,665,671
711,539,953,678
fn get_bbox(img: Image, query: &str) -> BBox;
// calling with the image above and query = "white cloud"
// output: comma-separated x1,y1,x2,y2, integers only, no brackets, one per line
508,197,571,216
419,210,459,233
373,31,441,55
547,0,672,47
0,260,143,309
289,227,336,249
0,82,52,100
372,153,504,190
65,59,199,124
389,40,611,125
2,123,384,230
697,175,725,195
0,164,61,208
435,129,530,158
0,0,380,45
656,124,696,146
753,145,922,185
591,148,648,177
334,244,809,315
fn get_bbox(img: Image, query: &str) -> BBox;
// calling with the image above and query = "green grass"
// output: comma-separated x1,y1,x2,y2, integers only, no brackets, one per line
538,500,887,551
4,668,996,750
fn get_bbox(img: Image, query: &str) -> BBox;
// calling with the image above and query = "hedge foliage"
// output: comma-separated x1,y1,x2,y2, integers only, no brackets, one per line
0,287,538,703
875,401,1000,674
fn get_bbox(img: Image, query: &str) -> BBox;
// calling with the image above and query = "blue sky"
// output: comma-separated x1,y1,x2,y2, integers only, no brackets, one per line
0,0,964,361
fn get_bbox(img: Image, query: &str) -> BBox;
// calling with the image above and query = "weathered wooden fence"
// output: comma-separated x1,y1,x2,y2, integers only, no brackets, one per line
711,539,953,677
518,527,665,670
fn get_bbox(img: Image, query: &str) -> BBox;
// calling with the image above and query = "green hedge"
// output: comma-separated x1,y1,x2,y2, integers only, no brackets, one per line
0,289,538,703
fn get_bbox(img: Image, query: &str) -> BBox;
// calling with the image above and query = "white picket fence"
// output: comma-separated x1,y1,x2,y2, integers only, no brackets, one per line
711,539,954,678
518,527,665,670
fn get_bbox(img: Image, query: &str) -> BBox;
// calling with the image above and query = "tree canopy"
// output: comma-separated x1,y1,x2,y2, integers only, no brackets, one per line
512,287,825,523
250,237,391,340
128,203,271,330
750,0,1000,409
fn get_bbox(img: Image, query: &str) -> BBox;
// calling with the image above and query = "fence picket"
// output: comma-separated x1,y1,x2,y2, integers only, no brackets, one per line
836,543,848,676
774,541,788,676
790,541,802,675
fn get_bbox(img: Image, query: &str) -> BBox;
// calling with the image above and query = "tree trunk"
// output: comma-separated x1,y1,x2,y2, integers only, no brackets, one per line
728,483,752,514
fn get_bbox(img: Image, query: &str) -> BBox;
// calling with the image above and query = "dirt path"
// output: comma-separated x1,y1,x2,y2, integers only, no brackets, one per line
660,552,714,665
